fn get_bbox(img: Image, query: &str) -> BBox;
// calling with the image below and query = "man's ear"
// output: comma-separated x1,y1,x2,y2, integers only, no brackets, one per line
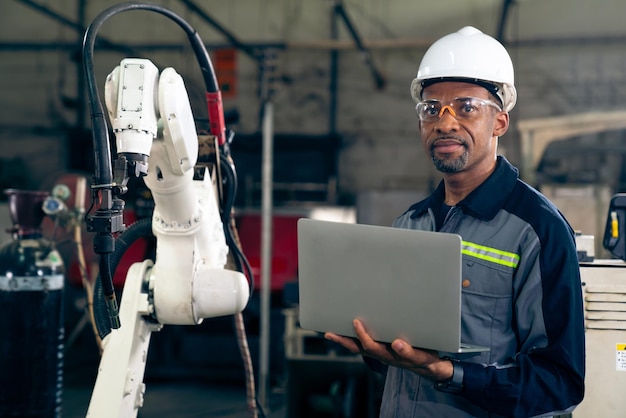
493,111,509,137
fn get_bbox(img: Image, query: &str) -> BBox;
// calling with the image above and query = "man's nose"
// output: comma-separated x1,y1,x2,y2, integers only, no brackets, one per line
435,106,459,131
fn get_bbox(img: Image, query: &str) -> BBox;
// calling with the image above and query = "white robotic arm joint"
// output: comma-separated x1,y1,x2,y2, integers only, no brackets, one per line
105,58,159,157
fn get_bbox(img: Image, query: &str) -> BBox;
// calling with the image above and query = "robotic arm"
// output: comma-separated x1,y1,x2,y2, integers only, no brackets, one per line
86,58,249,417
80,5,258,416
106,58,248,323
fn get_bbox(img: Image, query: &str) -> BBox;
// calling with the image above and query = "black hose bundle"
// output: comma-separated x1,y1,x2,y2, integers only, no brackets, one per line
93,217,153,339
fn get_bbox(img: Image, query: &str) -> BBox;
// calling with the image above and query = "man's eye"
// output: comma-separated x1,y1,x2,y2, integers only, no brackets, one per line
459,101,476,113
426,104,439,115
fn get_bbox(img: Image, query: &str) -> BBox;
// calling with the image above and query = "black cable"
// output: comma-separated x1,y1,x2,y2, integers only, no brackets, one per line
93,217,153,339
219,150,255,298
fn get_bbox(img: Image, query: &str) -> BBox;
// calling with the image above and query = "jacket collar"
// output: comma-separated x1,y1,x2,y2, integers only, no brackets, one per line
410,156,519,221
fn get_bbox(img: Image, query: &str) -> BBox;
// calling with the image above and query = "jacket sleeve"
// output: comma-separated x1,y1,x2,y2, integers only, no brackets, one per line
460,224,585,417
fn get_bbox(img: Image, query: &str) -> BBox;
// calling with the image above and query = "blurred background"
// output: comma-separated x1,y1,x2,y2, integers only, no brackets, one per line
1,0,626,417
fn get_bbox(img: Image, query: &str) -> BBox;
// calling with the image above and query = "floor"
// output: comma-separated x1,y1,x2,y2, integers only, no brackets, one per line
6,285,378,418
63,379,286,418
44,274,287,418
58,322,381,418
60,310,289,418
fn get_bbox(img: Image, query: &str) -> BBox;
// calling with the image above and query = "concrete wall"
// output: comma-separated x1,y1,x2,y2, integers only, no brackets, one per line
2,0,626,205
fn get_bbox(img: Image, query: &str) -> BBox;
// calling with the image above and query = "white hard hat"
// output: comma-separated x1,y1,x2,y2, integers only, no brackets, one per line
410,26,517,112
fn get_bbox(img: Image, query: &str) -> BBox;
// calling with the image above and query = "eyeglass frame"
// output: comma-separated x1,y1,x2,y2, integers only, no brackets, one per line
415,96,503,122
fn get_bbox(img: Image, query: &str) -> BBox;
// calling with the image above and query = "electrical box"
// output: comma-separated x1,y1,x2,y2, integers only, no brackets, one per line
574,261,626,417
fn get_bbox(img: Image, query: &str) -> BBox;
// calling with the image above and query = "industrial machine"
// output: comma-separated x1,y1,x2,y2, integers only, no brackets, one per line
575,260,626,417
573,193,626,417
80,3,256,417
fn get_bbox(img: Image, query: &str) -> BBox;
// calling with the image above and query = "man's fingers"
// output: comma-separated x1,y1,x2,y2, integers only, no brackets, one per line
324,332,362,354
352,319,376,346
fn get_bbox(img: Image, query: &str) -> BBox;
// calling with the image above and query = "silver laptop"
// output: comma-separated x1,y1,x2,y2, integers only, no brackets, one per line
297,218,489,354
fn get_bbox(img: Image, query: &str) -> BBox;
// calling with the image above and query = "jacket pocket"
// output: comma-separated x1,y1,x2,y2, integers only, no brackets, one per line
460,257,517,363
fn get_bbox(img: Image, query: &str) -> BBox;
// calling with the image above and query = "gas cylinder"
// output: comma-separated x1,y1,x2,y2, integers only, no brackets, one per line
0,189,65,418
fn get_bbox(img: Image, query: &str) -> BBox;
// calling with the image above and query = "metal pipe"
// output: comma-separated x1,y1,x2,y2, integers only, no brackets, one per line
332,0,385,89
259,99,274,410
496,0,515,44
76,0,87,131
15,0,134,55
329,3,339,134
178,0,259,61
17,0,84,33
0,41,281,52
5,33,626,52
256,48,278,411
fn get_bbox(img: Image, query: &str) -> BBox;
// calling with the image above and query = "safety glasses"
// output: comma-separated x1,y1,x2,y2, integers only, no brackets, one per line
415,97,502,122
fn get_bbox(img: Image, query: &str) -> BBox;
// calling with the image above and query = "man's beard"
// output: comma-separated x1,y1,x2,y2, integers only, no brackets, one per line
431,148,468,173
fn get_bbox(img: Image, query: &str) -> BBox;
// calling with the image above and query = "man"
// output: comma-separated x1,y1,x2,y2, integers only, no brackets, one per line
325,26,585,417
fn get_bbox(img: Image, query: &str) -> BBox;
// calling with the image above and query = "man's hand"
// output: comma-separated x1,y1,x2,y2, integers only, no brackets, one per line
324,319,453,382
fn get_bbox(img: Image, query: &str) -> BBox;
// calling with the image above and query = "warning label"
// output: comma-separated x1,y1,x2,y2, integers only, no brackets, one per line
617,344,626,371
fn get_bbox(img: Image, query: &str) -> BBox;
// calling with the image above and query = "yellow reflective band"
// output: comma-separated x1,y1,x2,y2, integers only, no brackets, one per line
461,240,520,268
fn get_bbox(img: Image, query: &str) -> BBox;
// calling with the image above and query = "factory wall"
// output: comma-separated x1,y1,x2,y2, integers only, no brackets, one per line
1,0,626,205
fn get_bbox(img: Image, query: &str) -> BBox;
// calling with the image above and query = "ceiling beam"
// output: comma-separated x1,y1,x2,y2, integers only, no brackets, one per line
14,0,134,55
